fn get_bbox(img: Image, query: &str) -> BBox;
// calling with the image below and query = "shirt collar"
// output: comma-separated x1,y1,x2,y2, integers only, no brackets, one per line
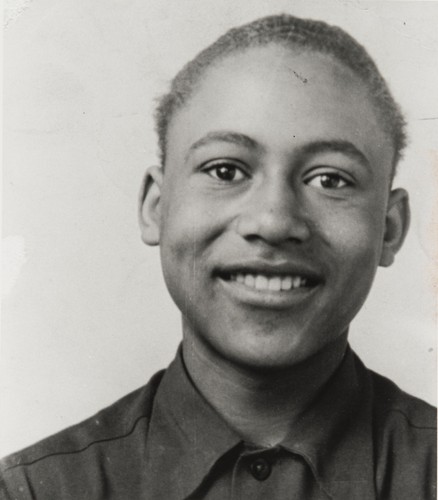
280,346,375,498
146,345,375,499
145,346,242,498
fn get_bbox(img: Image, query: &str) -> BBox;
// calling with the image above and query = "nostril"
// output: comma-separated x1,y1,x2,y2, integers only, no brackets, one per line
236,209,310,245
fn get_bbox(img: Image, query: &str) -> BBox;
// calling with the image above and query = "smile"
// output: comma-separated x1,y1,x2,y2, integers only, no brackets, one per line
216,265,321,309
231,273,308,291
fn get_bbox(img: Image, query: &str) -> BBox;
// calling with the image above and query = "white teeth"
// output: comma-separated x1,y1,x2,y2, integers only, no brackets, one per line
244,274,255,287
281,276,292,291
255,275,268,290
231,273,310,291
268,277,281,291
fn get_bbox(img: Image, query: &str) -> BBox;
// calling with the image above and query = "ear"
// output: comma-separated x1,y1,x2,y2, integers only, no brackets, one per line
379,188,410,267
138,166,163,246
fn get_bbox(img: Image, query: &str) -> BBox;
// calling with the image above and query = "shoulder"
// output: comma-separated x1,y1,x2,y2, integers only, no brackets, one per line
0,369,165,499
368,368,436,499
370,368,436,434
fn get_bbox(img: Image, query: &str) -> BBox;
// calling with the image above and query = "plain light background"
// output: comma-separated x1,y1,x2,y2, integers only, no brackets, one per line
2,0,437,456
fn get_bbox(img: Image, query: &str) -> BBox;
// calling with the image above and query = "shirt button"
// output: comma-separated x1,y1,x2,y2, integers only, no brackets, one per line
249,457,271,481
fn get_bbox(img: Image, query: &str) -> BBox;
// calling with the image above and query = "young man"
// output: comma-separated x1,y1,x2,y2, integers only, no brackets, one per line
1,14,436,500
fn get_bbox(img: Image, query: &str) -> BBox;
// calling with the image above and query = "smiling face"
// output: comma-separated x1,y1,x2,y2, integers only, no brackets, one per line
140,45,409,372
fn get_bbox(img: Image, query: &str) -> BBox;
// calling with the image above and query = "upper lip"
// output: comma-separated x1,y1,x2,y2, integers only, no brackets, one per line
215,259,324,282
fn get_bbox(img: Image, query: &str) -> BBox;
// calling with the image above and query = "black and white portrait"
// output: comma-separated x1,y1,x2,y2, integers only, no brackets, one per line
2,1,437,498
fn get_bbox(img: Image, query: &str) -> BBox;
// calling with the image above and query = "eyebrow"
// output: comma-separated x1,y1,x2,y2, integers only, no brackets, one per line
186,132,370,169
186,131,261,160
296,140,370,169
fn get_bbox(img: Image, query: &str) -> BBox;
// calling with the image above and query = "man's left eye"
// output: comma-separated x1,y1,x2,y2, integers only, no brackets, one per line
306,173,351,189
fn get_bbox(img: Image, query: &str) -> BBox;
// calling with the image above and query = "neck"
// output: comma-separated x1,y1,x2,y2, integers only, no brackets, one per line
182,331,348,447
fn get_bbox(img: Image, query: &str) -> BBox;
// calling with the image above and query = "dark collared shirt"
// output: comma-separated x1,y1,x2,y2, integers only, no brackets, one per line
1,346,436,499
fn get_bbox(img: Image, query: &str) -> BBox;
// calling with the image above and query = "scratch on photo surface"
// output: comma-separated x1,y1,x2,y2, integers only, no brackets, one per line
4,0,34,28
292,70,308,84
2,235,28,297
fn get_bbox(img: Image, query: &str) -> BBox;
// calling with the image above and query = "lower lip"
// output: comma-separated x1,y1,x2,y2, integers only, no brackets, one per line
217,277,320,309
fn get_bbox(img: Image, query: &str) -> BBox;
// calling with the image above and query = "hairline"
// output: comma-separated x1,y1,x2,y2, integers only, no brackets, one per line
161,42,399,180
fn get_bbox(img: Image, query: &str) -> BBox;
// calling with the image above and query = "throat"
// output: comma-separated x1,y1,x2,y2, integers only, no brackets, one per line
224,405,300,447
182,333,347,447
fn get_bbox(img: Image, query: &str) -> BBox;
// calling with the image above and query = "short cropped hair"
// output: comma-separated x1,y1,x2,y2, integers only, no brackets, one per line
155,14,407,177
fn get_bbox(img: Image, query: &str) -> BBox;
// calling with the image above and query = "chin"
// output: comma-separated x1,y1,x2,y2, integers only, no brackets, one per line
215,339,319,373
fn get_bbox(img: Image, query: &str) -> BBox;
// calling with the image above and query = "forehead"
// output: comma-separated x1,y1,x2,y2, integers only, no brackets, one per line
166,45,393,173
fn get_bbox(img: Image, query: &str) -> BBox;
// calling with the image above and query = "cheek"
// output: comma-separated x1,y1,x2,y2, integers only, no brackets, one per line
317,199,386,253
333,212,387,306
160,181,230,256
316,206,387,293
158,196,219,297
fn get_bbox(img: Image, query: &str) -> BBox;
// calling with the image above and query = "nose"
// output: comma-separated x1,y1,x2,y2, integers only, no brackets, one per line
235,178,311,245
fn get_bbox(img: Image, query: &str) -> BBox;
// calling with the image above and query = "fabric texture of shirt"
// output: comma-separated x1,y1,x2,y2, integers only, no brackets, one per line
1,346,436,499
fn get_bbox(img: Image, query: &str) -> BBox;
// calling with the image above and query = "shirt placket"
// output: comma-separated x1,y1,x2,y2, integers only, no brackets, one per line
229,446,333,500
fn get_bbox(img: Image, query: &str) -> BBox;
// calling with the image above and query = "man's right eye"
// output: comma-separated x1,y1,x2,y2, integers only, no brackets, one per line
204,162,246,182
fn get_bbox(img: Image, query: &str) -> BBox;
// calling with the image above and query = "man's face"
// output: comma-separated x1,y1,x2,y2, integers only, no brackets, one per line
143,46,408,371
